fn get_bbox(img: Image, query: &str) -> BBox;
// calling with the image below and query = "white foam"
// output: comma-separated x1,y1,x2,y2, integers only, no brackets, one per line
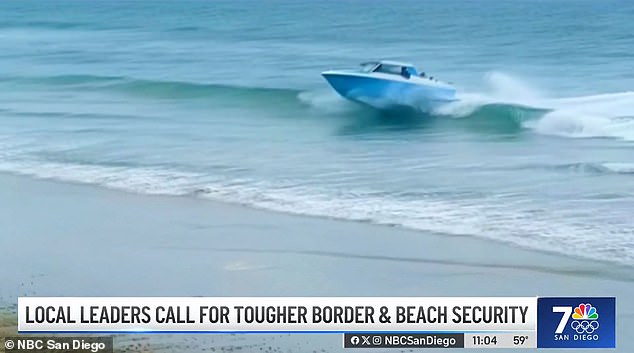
524,110,634,140
197,182,634,266
0,160,202,195
1,157,632,265
480,71,545,104
442,71,634,141
601,162,634,174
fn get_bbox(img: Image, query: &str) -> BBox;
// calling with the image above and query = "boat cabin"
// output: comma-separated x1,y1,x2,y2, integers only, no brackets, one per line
360,60,419,78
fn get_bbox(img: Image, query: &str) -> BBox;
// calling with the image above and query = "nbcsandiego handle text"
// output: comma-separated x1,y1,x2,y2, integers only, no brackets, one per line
344,333,464,349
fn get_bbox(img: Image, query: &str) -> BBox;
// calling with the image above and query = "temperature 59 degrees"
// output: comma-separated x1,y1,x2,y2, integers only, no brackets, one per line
514,335,529,345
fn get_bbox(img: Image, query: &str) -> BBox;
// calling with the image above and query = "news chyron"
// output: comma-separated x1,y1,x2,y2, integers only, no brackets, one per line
17,296,616,349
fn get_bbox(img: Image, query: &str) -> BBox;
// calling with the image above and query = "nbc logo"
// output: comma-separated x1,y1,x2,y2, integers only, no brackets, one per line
538,297,615,348
570,304,599,334
553,303,600,341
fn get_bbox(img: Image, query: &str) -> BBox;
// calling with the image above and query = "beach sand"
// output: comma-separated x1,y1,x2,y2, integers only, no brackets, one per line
0,173,632,352
0,313,16,337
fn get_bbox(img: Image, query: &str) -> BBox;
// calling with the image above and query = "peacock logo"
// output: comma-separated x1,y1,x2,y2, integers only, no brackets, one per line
570,303,599,334
572,304,599,320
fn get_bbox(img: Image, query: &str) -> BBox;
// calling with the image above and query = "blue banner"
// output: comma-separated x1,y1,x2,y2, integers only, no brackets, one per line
537,297,616,348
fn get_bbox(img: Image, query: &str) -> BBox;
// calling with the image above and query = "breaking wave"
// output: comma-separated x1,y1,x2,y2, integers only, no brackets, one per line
0,157,633,266
436,72,634,140
7,71,634,141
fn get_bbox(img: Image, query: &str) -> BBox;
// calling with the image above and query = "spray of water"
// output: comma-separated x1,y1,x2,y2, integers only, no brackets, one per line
432,72,634,140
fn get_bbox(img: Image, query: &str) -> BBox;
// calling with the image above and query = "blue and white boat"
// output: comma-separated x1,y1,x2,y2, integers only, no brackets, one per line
322,60,456,110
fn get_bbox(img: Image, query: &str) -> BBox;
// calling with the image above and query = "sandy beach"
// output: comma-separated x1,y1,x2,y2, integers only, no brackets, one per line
0,173,632,352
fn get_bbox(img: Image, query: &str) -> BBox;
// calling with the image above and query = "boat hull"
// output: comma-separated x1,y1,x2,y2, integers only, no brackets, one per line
322,71,456,110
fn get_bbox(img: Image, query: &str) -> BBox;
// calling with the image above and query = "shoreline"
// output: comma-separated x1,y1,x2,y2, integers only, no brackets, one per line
1,172,632,352
2,170,632,273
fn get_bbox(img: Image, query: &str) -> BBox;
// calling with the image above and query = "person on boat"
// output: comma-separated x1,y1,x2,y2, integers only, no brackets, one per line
401,67,411,79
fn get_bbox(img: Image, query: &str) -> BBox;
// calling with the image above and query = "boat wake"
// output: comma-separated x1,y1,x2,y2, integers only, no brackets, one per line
430,72,634,140
294,71,634,140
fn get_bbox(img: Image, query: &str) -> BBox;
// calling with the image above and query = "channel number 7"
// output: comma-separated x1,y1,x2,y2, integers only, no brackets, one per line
552,307,572,334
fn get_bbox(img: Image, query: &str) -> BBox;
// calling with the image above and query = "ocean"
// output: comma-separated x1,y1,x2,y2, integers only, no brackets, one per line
1,0,633,265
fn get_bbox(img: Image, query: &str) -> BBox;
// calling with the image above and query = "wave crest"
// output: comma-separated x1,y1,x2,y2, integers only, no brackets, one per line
436,72,634,140
8,71,634,141
6,74,301,101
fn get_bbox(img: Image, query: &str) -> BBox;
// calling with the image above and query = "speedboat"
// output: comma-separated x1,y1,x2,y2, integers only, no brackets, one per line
322,60,456,110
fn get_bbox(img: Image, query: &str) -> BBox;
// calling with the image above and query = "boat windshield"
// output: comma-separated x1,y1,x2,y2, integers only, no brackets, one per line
359,62,378,73
359,62,418,76
374,64,405,75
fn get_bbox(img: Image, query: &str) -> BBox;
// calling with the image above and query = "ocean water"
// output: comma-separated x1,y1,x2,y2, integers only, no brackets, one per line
1,0,634,265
